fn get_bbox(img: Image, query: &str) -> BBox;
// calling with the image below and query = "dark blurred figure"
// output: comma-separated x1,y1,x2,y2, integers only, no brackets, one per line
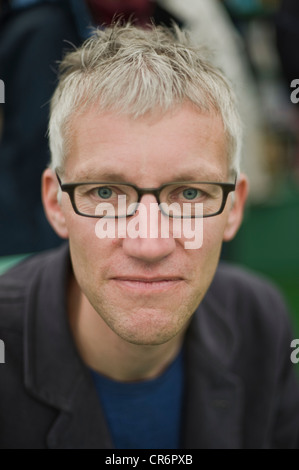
86,0,154,26
276,0,299,178
0,1,81,255
276,0,299,84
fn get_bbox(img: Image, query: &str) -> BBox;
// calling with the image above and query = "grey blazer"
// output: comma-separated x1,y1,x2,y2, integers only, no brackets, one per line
0,243,298,449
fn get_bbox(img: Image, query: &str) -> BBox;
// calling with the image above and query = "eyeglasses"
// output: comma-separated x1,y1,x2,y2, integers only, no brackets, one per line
56,173,236,219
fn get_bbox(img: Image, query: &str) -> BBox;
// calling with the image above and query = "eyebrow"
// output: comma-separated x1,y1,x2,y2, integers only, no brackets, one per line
70,168,228,184
70,170,131,183
166,170,228,182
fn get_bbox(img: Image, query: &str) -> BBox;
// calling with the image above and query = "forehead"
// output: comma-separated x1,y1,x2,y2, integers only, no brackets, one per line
64,103,229,182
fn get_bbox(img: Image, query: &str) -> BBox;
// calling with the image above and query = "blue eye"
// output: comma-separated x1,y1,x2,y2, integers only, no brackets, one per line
182,188,199,200
97,187,113,199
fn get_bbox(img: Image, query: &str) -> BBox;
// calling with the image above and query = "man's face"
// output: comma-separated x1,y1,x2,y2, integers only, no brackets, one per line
51,103,242,345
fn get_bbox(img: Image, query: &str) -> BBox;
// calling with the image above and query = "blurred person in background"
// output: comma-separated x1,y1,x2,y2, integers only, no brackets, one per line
0,0,81,255
276,0,299,177
276,0,299,83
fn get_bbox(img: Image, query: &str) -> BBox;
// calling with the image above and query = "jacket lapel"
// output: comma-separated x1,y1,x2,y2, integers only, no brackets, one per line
23,244,113,449
46,373,113,449
182,296,244,449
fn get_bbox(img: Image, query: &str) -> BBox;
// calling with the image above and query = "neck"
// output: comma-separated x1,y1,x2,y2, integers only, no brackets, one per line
67,273,185,382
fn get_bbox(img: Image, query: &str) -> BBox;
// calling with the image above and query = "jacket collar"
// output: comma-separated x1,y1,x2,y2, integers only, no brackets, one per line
182,287,244,448
23,243,243,449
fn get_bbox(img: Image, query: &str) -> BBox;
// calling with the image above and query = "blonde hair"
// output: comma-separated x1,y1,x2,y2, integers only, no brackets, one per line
49,23,242,174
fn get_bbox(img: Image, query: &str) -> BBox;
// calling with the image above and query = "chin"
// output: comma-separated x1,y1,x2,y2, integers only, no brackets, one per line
109,310,187,346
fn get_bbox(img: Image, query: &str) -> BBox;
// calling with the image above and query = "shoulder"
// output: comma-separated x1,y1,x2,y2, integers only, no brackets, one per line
0,243,69,330
0,243,65,289
212,261,285,305
190,263,297,395
204,262,292,342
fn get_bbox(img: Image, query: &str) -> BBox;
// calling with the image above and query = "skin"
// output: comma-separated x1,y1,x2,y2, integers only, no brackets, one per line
42,102,248,381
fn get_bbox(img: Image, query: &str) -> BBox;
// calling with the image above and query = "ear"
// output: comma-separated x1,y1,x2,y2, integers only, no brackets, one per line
223,173,249,242
42,168,69,239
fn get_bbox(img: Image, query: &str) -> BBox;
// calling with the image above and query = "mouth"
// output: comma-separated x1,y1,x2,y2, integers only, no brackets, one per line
110,277,184,292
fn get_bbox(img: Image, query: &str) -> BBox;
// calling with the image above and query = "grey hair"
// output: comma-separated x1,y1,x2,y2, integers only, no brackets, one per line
49,23,243,175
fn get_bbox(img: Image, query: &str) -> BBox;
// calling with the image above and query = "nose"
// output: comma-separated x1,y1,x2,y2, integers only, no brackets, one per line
122,194,176,263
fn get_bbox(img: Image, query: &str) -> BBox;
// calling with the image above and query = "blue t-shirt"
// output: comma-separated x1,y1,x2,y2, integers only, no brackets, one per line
90,349,184,449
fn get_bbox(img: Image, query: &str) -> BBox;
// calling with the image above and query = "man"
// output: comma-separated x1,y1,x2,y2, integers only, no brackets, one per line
0,23,298,449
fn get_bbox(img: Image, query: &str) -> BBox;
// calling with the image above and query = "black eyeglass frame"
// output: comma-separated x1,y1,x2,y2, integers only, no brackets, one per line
56,172,237,219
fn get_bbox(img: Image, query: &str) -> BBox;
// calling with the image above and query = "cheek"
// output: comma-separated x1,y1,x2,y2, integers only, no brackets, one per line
179,215,226,255
68,216,97,247
66,214,115,274
176,219,225,313
187,217,226,277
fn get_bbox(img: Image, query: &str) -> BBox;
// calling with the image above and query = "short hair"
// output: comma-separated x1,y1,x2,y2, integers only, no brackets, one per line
49,23,243,175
